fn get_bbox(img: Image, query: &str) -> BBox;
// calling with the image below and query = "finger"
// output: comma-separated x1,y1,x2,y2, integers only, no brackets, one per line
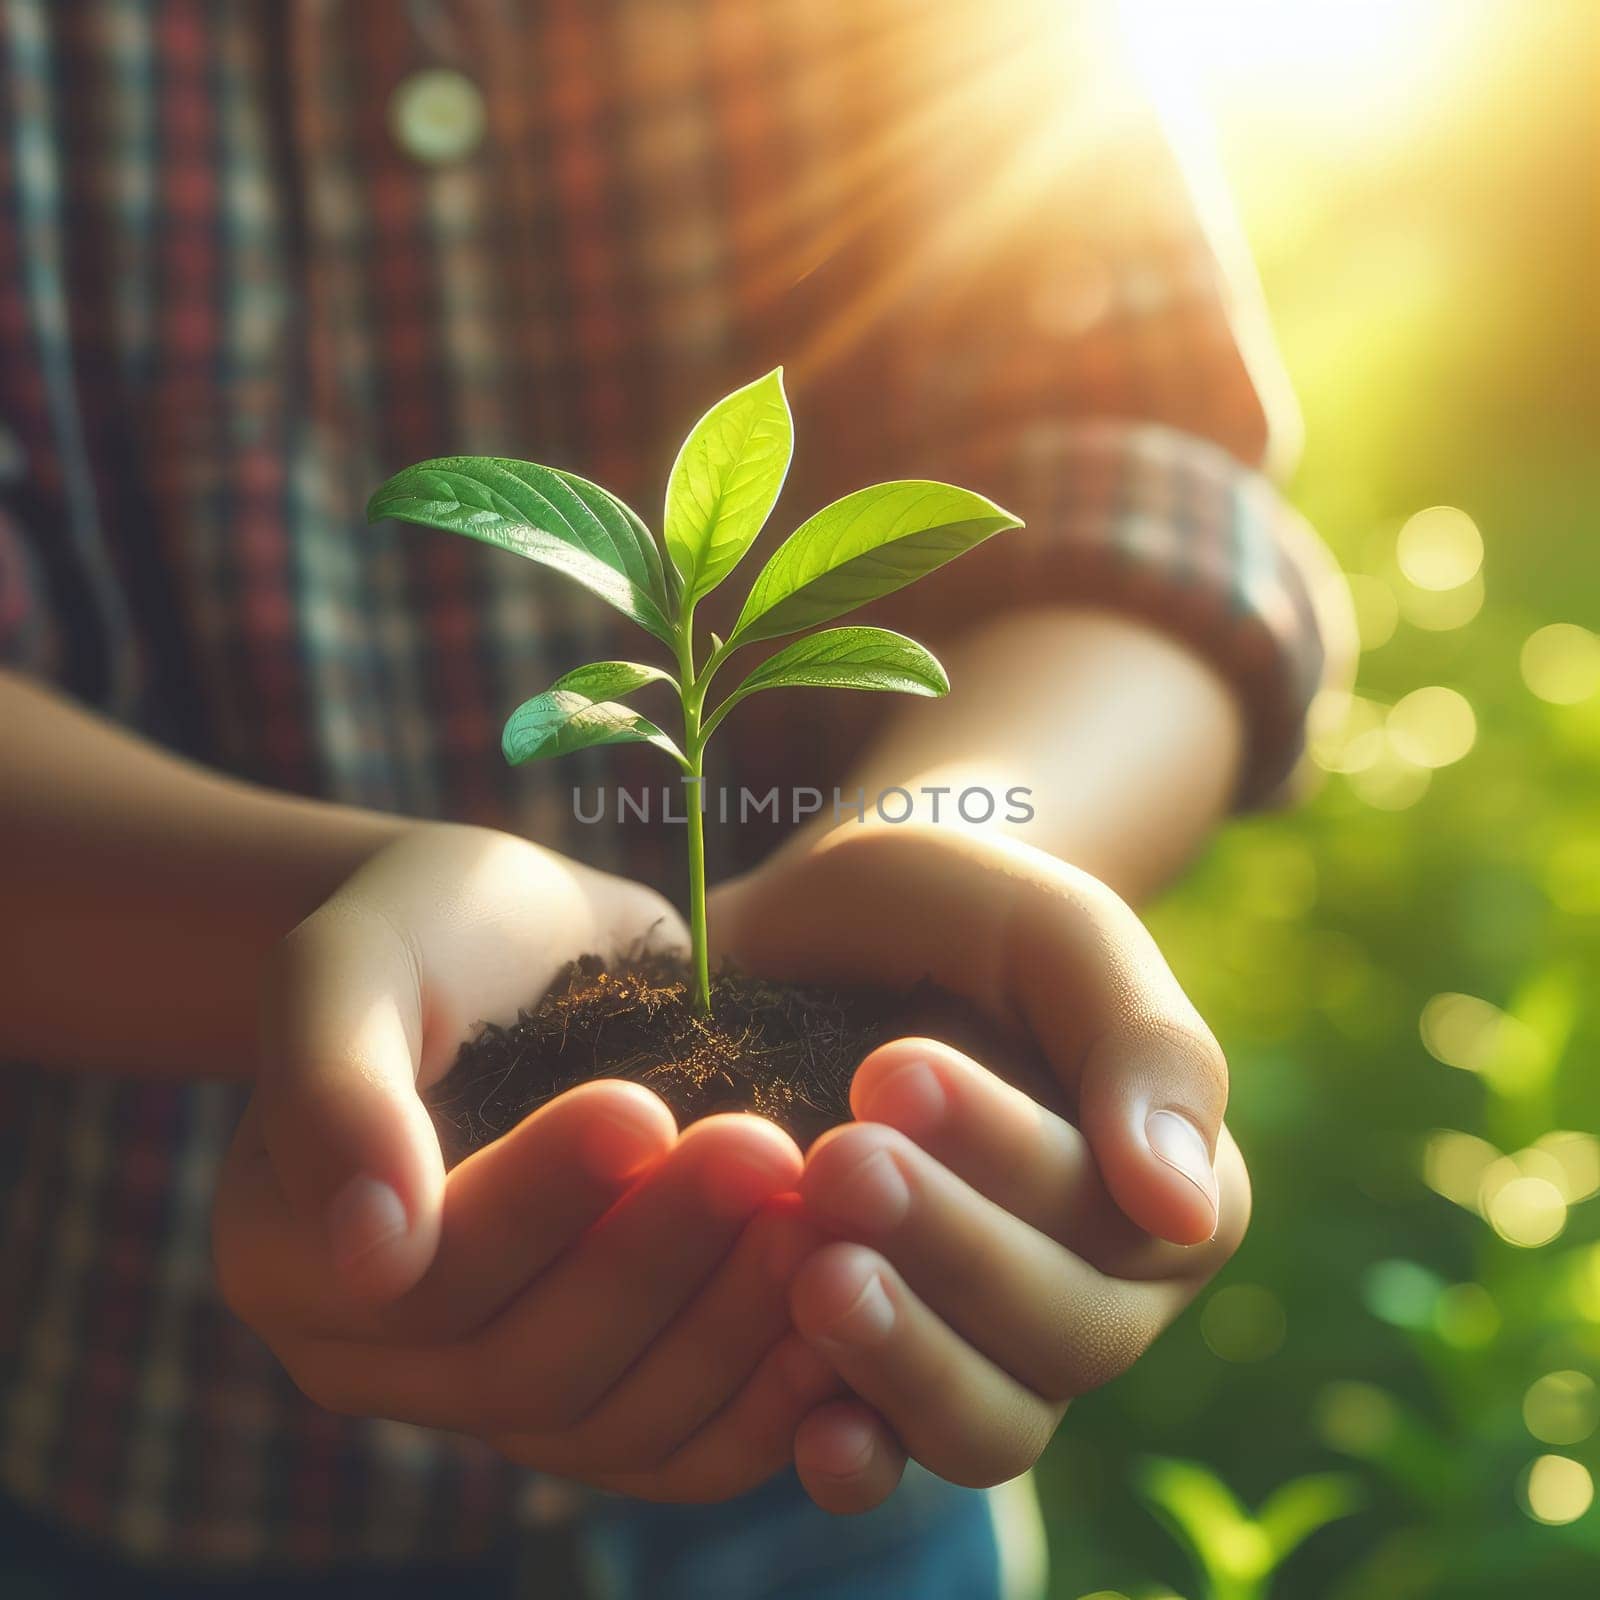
257,896,445,1304
848,1039,1249,1335
725,828,1229,1245
283,1115,803,1433
388,1079,679,1338
802,1124,1201,1398
218,1078,680,1337
350,827,691,1088
851,1035,1243,1279
518,1197,828,1475
794,1400,907,1516
221,1084,677,1336
791,1242,1060,1488
581,865,693,967
554,1334,844,1505
248,826,693,1317
850,1036,1140,1263
488,1115,804,1430
1013,867,1229,1246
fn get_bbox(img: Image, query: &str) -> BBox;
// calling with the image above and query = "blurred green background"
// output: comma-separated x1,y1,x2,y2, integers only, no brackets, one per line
1038,3,1600,1595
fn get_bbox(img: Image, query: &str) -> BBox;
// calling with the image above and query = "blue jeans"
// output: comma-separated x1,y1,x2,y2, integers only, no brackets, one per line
1,1469,1002,1599
580,1465,1002,1600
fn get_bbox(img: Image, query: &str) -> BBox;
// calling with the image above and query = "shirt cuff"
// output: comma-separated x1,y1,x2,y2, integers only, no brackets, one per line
993,420,1346,808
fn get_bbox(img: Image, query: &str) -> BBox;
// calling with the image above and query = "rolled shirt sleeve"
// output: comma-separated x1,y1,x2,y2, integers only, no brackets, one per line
780,2,1354,805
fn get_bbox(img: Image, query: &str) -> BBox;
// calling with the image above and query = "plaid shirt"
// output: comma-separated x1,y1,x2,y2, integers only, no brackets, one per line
0,0,1334,1574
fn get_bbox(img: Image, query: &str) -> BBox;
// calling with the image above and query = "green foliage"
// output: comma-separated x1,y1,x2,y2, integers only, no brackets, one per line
367,456,675,644
664,367,793,605
1032,19,1600,1595
538,660,680,702
702,626,949,740
500,691,684,769
728,479,1019,646
368,368,1021,1010
1136,1457,1361,1600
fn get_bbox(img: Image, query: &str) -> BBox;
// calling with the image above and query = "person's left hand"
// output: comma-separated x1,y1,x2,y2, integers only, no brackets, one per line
708,823,1250,1512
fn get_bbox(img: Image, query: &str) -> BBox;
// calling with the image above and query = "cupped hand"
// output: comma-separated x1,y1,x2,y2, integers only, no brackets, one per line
214,824,841,1500
708,825,1250,1509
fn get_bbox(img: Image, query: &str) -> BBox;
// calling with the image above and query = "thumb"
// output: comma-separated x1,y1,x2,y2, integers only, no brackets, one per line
1076,1020,1228,1247
578,867,692,968
258,896,446,1305
1007,856,1230,1248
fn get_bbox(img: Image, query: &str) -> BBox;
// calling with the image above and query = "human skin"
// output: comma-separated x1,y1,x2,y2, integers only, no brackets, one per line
0,606,1251,1509
710,826,1248,1510
705,606,1251,1508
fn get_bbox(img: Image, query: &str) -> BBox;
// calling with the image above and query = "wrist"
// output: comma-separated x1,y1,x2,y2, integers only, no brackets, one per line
2,749,412,1078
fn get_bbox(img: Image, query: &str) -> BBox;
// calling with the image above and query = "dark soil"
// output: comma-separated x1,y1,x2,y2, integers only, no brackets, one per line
427,954,922,1161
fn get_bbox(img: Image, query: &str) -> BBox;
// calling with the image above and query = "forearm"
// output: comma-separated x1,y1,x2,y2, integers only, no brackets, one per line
0,672,408,1077
784,608,1244,904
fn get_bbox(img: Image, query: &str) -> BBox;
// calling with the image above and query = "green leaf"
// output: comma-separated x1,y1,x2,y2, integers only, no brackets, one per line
1257,1473,1364,1564
501,690,685,768
1135,1457,1269,1587
664,368,793,604
700,627,947,743
715,625,946,718
729,480,1021,646
368,457,675,645
547,660,678,700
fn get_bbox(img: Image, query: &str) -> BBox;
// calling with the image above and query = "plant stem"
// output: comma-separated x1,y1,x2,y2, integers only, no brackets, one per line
682,744,711,1014
676,601,713,1015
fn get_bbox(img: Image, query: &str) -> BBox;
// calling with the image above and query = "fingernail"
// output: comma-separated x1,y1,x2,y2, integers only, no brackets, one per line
814,1146,911,1233
1145,1110,1219,1222
581,1109,667,1182
818,1270,896,1347
702,1150,795,1219
326,1175,408,1269
807,1416,876,1478
865,1059,946,1138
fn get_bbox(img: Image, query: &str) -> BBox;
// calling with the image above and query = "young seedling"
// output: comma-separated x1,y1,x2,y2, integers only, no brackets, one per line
367,369,1022,1015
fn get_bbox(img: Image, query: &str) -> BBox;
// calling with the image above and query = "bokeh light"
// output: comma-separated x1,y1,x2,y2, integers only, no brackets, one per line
1521,1455,1594,1526
1315,1381,1399,1456
1396,570,1486,632
1421,1128,1500,1209
1421,1131,1598,1253
1345,573,1400,650
1033,0,1597,1587
1418,992,1502,1073
1201,1284,1288,1362
1418,992,1538,1078
1309,692,1387,774
1395,506,1484,591
1535,1132,1600,1203
1484,1175,1567,1248
1346,745,1431,810
1363,1260,1442,1330
1523,1372,1600,1446
1386,687,1477,768
1521,623,1600,705
1313,683,1480,804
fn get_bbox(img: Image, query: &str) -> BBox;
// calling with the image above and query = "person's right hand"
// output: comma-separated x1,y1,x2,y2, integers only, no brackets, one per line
213,823,841,1501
